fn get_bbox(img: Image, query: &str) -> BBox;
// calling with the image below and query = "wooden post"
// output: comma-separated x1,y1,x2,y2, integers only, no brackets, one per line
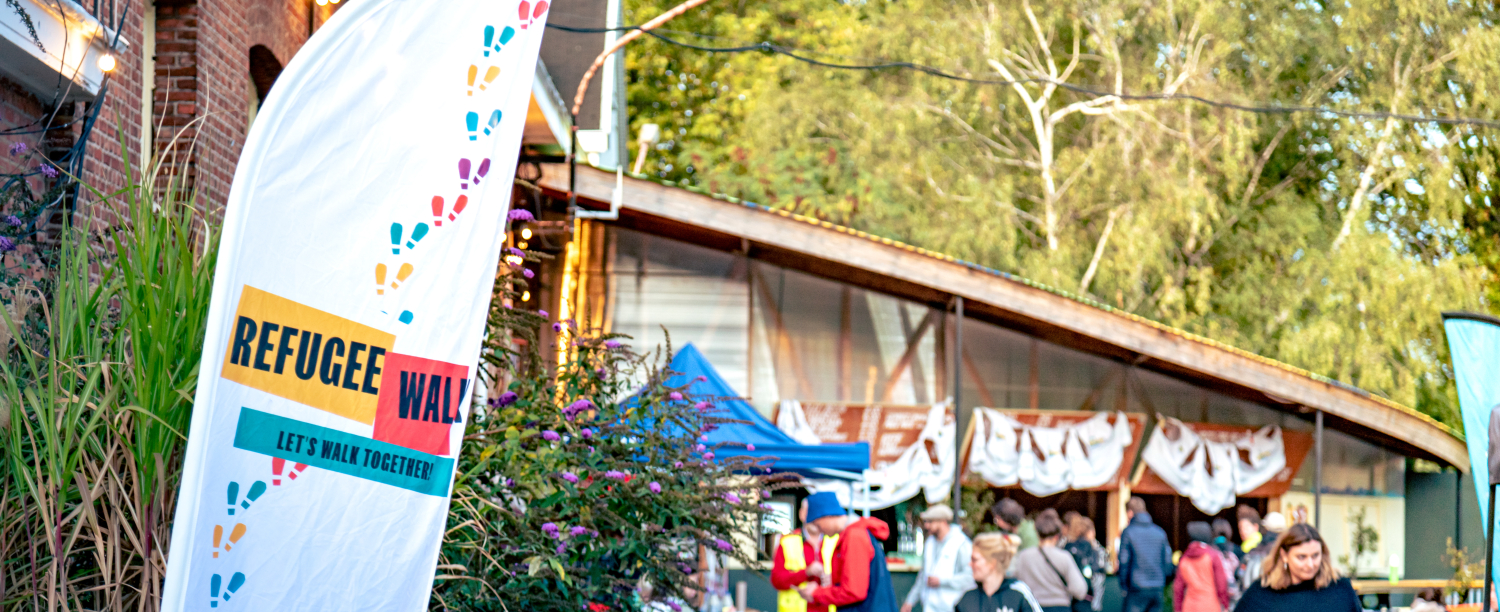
1108,483,1131,564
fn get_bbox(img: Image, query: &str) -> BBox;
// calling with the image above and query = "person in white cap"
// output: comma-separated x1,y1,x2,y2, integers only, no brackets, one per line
901,504,975,612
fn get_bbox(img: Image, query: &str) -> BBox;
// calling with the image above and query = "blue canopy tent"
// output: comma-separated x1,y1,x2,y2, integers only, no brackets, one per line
663,344,870,479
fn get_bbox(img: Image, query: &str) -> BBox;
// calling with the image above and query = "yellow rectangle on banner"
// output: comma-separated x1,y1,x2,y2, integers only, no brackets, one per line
221,285,396,424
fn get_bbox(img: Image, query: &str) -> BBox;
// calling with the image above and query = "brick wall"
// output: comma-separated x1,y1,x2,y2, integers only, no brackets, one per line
4,0,339,235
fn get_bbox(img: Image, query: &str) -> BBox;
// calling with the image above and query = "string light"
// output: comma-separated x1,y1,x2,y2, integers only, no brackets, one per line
522,291,531,301
521,228,533,240
547,22,1500,129
97,54,116,72
518,241,528,249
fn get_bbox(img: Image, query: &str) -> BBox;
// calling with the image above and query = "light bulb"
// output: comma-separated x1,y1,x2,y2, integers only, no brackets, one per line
522,291,531,302
518,241,528,249
97,54,116,72
315,0,328,5
521,228,533,239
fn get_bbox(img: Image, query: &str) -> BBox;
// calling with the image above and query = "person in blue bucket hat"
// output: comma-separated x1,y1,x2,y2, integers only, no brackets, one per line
794,491,898,612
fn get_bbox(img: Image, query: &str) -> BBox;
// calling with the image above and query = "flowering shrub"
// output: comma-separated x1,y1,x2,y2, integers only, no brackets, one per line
433,246,771,612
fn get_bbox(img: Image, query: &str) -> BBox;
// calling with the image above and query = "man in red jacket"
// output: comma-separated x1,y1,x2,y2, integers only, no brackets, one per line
795,492,898,612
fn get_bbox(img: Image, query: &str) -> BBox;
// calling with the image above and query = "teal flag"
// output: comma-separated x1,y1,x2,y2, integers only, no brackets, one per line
1443,312,1500,584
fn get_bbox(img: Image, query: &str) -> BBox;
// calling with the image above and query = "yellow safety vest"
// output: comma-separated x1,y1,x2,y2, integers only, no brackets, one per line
777,533,839,612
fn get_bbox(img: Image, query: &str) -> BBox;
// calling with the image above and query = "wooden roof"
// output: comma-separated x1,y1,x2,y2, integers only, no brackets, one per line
536,163,1468,469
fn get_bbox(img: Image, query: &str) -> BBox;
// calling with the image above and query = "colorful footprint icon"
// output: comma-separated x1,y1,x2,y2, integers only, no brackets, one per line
466,65,501,96
458,158,491,190
211,523,247,558
226,481,266,516
375,262,415,295
271,457,307,485
210,572,246,608
483,25,516,56
519,0,549,29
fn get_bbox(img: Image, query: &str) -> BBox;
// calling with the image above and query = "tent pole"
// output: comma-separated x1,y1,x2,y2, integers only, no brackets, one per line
1485,483,1497,612
951,296,965,508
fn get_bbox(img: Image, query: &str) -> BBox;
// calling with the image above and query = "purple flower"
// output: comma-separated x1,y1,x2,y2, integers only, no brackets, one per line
580,428,593,439
542,522,560,538
539,310,549,317
649,481,662,494
668,391,684,401
695,444,706,453
723,492,740,504
667,602,682,612
8,142,26,155
507,247,524,257
673,461,683,469
560,471,579,484
504,478,516,487
695,376,707,382
553,323,563,332
746,444,756,452
0,237,15,253
700,435,709,441
704,452,715,461
564,399,595,419
605,470,628,481
492,391,519,407
712,538,733,552
760,504,773,511
508,209,535,222
605,339,622,349
762,490,772,499
4,215,20,226
523,268,534,279
695,401,712,411
37,164,58,178
556,543,567,555
595,367,605,377
677,562,694,575
570,525,589,536
542,430,560,442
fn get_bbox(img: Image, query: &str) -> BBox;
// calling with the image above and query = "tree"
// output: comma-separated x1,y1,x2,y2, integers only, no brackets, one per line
624,0,1497,428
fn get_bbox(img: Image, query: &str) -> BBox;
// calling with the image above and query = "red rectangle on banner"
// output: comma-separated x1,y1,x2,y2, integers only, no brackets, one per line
373,352,470,456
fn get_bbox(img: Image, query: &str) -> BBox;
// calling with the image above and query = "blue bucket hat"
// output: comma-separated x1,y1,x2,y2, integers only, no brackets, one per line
804,491,844,523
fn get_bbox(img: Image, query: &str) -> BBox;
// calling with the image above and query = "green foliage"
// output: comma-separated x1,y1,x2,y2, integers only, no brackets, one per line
434,246,771,612
1445,538,1484,601
1,134,218,609
1337,507,1379,576
625,0,1498,429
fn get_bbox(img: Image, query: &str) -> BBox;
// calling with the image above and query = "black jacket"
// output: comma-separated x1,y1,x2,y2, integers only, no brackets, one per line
1233,576,1361,612
1118,513,1174,591
956,579,1041,612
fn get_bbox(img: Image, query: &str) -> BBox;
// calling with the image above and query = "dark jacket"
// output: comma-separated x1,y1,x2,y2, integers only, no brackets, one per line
956,579,1041,612
811,518,897,612
1118,512,1174,592
1232,577,1361,612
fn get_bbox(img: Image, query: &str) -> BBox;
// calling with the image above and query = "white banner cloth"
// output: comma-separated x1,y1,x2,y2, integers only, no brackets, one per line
966,410,1133,496
160,2,547,610
780,401,955,511
1140,417,1287,514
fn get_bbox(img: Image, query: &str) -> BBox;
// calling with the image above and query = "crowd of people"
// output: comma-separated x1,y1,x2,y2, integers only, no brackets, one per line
772,493,1363,612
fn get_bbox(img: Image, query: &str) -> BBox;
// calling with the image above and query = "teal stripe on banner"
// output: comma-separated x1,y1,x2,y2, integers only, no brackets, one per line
233,407,454,496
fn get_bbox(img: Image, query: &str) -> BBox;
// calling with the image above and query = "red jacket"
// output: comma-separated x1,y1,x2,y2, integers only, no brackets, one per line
1173,541,1228,612
771,534,820,590
810,518,890,607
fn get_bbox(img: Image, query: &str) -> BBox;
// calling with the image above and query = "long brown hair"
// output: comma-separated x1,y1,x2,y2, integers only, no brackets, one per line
1260,524,1340,590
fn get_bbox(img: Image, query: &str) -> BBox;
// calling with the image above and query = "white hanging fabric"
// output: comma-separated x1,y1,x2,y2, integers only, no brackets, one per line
967,410,1134,494
1066,411,1133,489
1234,425,1286,494
1141,418,1288,514
783,402,955,511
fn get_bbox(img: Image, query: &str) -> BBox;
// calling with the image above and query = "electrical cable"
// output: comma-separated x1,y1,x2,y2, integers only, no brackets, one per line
546,21,1500,129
